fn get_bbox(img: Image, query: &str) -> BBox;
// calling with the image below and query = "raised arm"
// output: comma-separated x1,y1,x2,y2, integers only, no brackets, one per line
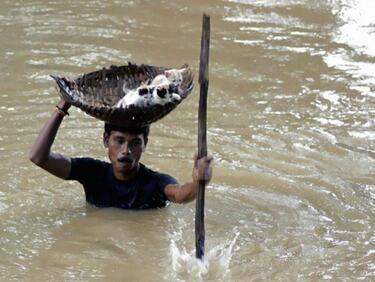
164,155,213,203
29,98,72,179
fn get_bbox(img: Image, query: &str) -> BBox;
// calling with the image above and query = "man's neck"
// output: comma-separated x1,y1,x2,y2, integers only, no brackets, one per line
113,163,140,181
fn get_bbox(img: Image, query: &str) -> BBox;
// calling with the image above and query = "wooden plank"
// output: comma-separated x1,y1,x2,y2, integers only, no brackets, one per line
195,13,210,260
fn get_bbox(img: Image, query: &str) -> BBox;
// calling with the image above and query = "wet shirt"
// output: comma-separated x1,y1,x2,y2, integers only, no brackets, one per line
67,157,178,209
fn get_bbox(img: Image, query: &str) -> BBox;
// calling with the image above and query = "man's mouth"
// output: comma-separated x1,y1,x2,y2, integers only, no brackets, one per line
117,156,133,164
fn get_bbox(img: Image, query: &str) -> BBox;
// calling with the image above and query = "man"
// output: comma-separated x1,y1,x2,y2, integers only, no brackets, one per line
30,98,213,209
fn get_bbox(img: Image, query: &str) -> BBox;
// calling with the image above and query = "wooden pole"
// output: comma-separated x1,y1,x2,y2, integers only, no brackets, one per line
195,13,210,260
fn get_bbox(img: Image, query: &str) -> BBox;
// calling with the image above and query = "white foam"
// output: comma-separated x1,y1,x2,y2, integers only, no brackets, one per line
348,131,375,141
319,91,340,105
311,128,338,144
168,228,239,281
314,117,345,127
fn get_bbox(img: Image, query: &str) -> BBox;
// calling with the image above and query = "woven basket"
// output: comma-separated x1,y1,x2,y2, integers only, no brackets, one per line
51,62,194,127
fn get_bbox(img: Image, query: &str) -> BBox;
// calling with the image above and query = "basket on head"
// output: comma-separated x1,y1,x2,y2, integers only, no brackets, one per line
51,62,194,127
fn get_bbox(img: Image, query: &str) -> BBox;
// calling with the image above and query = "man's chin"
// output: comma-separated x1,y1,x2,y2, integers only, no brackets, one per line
118,161,138,173
118,161,133,169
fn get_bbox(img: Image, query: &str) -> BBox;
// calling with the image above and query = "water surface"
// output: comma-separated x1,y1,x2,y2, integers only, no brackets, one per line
0,0,374,281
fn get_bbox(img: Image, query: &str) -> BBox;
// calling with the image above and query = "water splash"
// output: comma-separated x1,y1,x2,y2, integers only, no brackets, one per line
168,228,239,281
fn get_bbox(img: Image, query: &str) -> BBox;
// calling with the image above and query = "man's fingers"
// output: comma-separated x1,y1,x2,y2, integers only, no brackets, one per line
194,155,213,179
204,166,212,180
61,76,77,89
205,155,213,164
197,155,213,166
192,155,213,183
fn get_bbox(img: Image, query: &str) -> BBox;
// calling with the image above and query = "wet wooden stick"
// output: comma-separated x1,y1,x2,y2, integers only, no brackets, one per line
195,13,210,260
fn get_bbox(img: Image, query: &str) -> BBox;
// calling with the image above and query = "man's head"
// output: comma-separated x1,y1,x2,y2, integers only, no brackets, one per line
104,123,150,141
103,123,150,180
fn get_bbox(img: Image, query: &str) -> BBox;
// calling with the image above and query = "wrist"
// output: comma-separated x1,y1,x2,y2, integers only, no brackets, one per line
57,99,71,112
55,105,69,117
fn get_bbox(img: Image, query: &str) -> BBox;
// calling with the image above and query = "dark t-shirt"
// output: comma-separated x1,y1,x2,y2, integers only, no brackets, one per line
67,157,178,209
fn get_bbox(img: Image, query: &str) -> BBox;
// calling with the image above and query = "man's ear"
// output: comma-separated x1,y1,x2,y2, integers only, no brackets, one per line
103,132,109,148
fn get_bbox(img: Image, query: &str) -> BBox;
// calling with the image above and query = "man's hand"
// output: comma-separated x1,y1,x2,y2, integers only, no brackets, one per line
192,155,213,184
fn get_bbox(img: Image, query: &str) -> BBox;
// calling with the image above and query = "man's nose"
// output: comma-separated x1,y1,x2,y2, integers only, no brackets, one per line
121,142,132,155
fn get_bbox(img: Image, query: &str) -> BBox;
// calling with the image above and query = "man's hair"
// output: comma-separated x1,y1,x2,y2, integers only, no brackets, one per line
104,123,150,140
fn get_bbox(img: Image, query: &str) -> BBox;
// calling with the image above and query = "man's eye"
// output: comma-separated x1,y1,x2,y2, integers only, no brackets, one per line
129,140,142,147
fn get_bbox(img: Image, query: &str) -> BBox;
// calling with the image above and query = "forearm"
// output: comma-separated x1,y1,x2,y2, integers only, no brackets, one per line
29,101,69,165
175,181,200,203
165,155,213,204
168,180,208,203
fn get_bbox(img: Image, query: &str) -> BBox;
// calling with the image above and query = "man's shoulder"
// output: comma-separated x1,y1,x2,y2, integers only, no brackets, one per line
139,163,178,185
68,157,110,181
139,163,164,177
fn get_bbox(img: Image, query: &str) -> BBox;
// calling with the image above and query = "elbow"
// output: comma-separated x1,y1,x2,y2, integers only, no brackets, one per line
178,197,195,204
29,155,40,166
173,197,186,204
168,192,187,204
29,152,46,167
174,192,196,204
166,184,196,204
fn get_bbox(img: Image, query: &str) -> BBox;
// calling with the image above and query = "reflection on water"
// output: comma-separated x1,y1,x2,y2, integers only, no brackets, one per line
0,0,374,281
325,0,375,100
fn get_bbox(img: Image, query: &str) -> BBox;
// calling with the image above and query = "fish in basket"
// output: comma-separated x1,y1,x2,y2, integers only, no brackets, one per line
51,62,194,127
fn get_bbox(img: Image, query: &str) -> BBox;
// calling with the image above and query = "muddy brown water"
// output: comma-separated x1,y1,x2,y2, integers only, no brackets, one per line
0,0,374,281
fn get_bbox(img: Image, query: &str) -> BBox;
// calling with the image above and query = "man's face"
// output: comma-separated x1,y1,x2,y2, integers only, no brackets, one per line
103,130,147,176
